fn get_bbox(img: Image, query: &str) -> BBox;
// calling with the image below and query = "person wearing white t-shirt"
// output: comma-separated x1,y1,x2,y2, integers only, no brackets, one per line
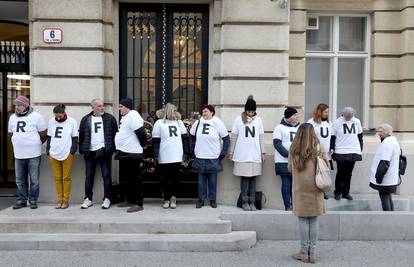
46,104,78,209
273,107,300,211
79,99,118,210
307,103,333,200
229,96,266,211
369,124,400,211
152,103,189,209
114,98,147,213
190,104,230,209
330,107,363,201
8,95,47,210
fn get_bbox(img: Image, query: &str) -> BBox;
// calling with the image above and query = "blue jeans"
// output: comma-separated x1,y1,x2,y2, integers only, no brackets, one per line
198,172,217,202
84,155,112,201
280,174,292,210
15,156,41,204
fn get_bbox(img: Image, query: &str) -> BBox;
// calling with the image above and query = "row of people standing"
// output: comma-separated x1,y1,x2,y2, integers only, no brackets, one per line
8,95,401,214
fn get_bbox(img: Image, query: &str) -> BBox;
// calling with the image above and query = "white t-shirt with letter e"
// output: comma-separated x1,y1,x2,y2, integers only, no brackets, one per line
190,116,228,159
47,116,78,161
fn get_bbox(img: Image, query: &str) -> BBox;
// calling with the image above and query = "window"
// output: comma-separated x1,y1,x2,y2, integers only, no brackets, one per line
305,15,370,127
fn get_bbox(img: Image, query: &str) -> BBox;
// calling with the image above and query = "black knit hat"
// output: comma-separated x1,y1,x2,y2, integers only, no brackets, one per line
284,107,298,119
120,98,134,110
244,95,256,111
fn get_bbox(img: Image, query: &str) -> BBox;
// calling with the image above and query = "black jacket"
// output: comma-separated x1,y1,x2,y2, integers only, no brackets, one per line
78,112,118,156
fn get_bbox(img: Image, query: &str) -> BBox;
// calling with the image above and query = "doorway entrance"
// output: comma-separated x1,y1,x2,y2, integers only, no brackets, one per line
119,3,209,198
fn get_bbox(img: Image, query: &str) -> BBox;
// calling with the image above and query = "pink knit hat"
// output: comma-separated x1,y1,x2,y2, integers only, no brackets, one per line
14,95,30,107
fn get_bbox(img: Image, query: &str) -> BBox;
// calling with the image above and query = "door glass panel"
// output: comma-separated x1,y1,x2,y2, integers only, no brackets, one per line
171,12,203,118
126,11,157,115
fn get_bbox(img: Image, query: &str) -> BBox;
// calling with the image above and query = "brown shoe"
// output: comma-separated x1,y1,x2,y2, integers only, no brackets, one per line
55,202,62,209
61,201,69,209
292,253,309,263
309,253,316,264
126,205,144,213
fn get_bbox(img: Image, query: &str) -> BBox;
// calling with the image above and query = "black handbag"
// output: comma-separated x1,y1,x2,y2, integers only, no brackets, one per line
109,182,122,204
236,191,266,210
399,149,407,176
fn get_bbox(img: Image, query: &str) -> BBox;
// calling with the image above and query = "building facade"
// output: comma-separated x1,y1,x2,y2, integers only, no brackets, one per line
1,0,413,208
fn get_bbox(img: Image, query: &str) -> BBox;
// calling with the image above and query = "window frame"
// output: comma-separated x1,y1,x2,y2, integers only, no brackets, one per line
305,13,371,128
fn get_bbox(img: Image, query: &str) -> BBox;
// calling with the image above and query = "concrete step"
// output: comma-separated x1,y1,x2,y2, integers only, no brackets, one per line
0,204,232,234
0,231,257,251
325,194,410,211
0,219,232,234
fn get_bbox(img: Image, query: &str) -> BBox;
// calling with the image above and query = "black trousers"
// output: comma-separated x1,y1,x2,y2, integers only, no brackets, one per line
159,162,180,200
120,158,143,206
379,192,394,211
334,161,356,196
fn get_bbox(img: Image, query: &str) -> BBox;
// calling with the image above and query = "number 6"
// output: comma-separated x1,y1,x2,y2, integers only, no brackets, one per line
50,30,55,39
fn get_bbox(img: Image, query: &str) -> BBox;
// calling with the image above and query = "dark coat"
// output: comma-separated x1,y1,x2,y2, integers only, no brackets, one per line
78,112,118,156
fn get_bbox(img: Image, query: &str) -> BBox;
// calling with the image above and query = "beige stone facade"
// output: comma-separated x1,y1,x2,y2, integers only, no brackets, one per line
26,0,414,208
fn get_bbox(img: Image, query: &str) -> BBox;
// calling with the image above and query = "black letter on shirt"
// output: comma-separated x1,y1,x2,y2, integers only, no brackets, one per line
290,132,296,142
245,126,255,138
54,127,63,138
343,123,356,134
202,124,210,135
94,122,102,133
169,125,178,137
320,127,329,138
16,121,26,132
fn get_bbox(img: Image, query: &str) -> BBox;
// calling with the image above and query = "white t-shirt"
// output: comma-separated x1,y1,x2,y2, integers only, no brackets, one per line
272,121,299,163
90,115,105,151
308,118,332,160
115,110,144,154
152,119,187,164
331,116,363,155
47,116,78,161
231,115,264,163
8,111,47,159
370,136,400,186
190,116,229,159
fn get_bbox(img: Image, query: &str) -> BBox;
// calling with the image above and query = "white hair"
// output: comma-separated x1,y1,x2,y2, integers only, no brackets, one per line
91,98,103,107
163,103,179,121
341,107,355,117
378,123,393,136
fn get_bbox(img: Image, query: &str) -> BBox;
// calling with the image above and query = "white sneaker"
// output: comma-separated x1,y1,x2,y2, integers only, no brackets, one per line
162,200,170,209
80,198,93,209
170,196,177,209
102,198,111,209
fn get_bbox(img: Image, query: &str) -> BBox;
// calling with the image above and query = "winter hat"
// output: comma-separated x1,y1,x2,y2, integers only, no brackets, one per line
244,95,256,111
284,107,298,119
120,98,134,110
14,95,30,108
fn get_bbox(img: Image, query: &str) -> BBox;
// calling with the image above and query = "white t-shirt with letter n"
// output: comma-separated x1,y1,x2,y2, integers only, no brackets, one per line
272,122,299,163
231,116,264,163
370,136,400,186
308,118,332,160
331,116,363,155
190,116,229,159
90,115,105,151
152,119,187,164
47,116,78,161
115,110,144,154
8,111,47,159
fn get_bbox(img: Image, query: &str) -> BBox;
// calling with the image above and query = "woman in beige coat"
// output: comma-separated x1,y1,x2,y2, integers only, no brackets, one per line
288,123,328,264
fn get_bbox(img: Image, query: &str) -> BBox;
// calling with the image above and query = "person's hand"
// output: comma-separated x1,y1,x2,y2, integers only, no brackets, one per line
261,153,266,162
329,149,335,156
228,154,233,160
